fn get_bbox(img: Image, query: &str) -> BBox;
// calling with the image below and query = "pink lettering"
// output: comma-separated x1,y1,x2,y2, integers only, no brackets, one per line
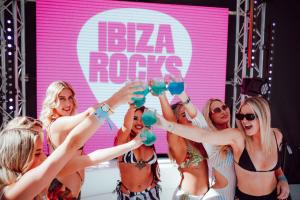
89,52,109,82
147,55,166,78
108,22,126,52
165,56,182,76
109,53,128,83
127,23,136,52
155,24,174,53
129,54,147,81
136,24,154,53
98,22,107,51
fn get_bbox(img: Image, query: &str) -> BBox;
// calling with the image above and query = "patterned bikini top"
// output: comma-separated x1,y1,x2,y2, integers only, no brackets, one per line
120,149,158,165
47,178,80,200
179,141,207,169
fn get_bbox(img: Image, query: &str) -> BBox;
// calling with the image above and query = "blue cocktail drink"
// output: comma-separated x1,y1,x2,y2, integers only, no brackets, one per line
140,128,157,146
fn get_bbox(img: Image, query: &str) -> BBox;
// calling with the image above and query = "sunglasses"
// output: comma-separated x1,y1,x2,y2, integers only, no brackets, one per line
236,113,257,121
210,104,228,114
26,117,43,128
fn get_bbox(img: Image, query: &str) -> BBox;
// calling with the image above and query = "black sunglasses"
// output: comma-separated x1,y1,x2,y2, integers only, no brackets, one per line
26,117,43,128
236,113,257,121
210,104,228,114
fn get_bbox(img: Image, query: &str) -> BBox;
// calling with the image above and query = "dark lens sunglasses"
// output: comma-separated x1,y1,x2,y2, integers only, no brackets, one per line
211,104,228,114
236,113,257,121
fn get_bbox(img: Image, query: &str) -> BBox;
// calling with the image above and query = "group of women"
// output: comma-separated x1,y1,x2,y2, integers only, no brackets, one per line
0,79,290,200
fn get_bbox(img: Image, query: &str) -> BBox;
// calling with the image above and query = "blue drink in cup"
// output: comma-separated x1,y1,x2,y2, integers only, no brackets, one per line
151,78,167,96
132,84,150,108
140,128,157,146
142,109,157,127
168,81,184,95
167,74,184,95
132,97,145,108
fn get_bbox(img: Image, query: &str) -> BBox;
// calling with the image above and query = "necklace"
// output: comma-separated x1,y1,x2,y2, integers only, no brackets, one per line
135,160,146,169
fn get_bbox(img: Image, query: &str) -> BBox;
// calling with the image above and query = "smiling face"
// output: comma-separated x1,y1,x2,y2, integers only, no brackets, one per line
131,109,144,134
238,103,260,136
54,88,75,116
209,100,230,126
175,105,192,125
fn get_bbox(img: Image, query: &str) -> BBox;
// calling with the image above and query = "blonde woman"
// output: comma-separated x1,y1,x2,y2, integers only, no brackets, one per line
156,96,289,200
202,98,289,200
0,82,144,200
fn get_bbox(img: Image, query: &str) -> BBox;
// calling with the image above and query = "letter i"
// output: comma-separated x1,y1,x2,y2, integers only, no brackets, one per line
98,22,107,51
127,23,135,52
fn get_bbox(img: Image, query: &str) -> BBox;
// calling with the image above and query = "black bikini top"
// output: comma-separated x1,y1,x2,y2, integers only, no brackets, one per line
236,132,281,172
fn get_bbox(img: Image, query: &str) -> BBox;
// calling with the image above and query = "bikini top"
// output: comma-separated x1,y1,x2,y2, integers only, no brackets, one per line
178,141,207,169
47,120,84,152
236,132,281,172
120,149,157,165
47,178,80,200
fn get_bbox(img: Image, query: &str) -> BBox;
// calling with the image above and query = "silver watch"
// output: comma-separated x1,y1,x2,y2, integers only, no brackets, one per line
100,103,111,113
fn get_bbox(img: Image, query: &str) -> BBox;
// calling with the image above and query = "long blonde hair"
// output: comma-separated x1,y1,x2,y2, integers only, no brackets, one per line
0,128,38,192
202,98,232,159
236,96,273,154
40,81,77,128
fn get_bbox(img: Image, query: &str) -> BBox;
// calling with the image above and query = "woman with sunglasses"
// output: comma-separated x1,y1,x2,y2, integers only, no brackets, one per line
155,96,289,200
157,89,218,199
39,80,145,199
202,99,236,200
0,82,144,200
203,98,289,200
114,105,160,200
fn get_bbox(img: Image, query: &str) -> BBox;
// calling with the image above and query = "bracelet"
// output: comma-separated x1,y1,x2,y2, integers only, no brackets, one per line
182,97,191,105
94,107,114,130
167,122,175,133
278,175,288,182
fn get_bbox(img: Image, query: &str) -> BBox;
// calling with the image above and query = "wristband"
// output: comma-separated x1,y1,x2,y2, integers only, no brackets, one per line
182,97,191,105
278,175,288,182
94,106,114,130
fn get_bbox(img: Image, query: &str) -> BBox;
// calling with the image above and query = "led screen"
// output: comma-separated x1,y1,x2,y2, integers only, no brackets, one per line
36,0,228,153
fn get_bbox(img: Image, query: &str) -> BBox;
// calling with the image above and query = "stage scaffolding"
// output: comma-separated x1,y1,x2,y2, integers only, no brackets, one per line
228,0,267,127
0,0,267,128
0,0,26,130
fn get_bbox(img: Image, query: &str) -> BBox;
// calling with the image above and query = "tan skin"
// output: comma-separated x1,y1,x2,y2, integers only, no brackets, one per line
156,100,289,199
2,82,144,200
159,92,209,196
48,88,85,197
208,100,231,189
46,82,146,197
115,105,157,193
209,100,288,199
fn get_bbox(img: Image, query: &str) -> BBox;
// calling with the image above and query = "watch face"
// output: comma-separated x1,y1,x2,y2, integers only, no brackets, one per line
101,104,110,112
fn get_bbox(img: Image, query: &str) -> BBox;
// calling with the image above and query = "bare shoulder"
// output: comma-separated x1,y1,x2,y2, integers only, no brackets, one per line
226,128,245,150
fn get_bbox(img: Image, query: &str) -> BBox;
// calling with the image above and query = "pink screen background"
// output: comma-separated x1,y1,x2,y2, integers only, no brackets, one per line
36,0,228,153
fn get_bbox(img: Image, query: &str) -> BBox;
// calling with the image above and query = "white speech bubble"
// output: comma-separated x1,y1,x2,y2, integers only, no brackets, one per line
77,8,192,127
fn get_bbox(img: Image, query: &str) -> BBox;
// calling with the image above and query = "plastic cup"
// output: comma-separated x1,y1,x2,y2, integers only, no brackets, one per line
140,128,157,146
151,78,167,96
132,97,145,108
132,83,150,108
167,75,184,95
142,109,157,127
